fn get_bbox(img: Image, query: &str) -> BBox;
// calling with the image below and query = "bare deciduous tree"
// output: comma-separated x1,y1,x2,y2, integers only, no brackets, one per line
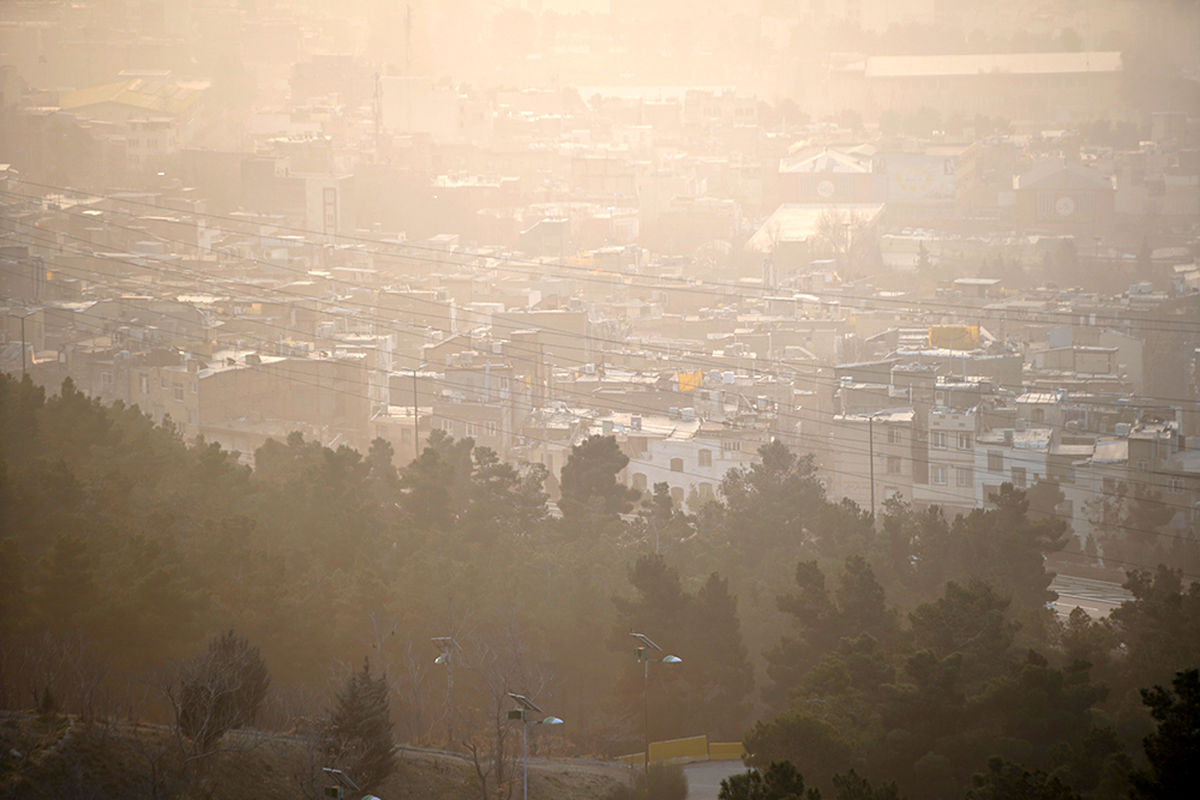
458,626,559,800
175,630,270,753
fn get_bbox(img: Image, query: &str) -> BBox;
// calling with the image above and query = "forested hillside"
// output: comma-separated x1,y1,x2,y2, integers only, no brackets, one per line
1,373,1197,799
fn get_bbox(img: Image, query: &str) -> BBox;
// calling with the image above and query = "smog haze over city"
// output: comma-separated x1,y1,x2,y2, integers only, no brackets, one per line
1,1,1199,799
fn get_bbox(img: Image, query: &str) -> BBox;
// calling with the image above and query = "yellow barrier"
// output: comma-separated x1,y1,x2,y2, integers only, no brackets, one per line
708,742,747,761
616,735,745,767
649,735,708,764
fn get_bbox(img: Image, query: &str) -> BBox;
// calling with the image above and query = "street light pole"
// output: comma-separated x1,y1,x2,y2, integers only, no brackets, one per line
432,636,459,747
630,632,682,774
642,655,649,774
508,693,563,800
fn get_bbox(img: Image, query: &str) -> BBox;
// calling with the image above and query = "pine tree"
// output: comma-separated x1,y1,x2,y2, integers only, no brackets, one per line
560,434,638,518
1131,669,1200,799
324,657,397,791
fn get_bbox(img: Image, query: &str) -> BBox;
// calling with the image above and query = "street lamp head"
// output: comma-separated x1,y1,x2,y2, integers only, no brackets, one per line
662,655,682,664
434,652,449,665
541,716,564,726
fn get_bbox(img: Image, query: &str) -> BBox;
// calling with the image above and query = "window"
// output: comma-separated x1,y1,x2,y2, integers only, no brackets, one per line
988,450,1003,472
440,419,454,433
931,431,947,449
722,439,740,452
1169,477,1184,494
670,486,684,506
957,432,972,450
632,473,647,492
465,423,479,438
957,467,973,487
698,483,715,502
931,464,947,485
100,371,113,389
1032,407,1045,423
698,449,712,467
140,374,149,394
886,456,902,474
1011,466,1027,488
191,381,197,394
486,421,497,437
670,458,684,473
172,384,184,402
160,375,168,390
888,428,902,444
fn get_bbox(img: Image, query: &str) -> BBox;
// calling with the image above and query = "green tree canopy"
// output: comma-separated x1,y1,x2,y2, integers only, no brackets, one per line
560,434,638,519
324,657,397,791
1130,668,1200,799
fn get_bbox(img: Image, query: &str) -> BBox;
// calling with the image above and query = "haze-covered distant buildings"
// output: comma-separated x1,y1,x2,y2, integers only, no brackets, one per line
2,0,1199,547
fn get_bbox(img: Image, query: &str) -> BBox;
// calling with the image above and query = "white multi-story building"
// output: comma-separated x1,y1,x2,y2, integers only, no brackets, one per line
613,414,762,509
826,408,915,515
914,407,977,514
974,427,1053,506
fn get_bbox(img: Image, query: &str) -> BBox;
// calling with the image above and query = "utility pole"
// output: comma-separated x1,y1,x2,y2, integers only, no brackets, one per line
412,368,420,461
20,313,27,380
868,414,876,518
404,4,412,74
373,70,382,161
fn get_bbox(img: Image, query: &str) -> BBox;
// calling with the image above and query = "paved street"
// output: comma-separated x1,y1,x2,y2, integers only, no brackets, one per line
1050,573,1133,618
685,761,747,800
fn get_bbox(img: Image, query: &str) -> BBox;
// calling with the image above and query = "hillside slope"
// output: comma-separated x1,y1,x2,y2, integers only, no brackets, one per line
0,712,627,800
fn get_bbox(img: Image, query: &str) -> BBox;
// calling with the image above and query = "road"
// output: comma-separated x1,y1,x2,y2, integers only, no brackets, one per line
1050,573,1132,618
684,760,746,800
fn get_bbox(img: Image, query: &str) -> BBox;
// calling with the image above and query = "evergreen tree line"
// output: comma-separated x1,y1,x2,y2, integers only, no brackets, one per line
1,373,1197,798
